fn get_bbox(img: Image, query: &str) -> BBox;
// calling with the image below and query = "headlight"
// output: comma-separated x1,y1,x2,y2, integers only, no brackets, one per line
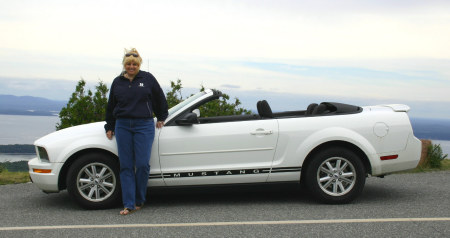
36,146,50,163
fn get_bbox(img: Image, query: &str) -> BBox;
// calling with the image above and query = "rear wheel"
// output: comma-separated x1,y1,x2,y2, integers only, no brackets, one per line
304,147,366,204
67,152,121,209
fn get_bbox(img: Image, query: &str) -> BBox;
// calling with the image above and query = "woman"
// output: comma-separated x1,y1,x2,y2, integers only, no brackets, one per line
104,48,168,215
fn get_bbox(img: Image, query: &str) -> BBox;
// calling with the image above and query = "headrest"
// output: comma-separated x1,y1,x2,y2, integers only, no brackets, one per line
306,103,318,115
257,100,273,118
312,103,328,114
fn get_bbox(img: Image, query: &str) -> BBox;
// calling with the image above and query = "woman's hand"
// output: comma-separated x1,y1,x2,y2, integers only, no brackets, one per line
156,121,165,129
106,130,114,140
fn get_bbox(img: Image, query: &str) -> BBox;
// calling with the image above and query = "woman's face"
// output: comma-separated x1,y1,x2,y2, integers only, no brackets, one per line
125,62,139,77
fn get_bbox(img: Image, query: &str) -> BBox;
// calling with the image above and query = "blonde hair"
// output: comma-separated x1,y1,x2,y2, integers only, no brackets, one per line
122,48,142,69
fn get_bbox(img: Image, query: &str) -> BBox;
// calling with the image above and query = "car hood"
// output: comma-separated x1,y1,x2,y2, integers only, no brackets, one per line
33,122,118,163
35,122,107,145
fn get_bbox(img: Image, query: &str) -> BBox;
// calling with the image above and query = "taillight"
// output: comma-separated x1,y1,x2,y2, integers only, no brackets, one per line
380,155,398,161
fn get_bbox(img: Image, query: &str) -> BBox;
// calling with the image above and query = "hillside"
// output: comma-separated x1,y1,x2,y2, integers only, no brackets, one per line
0,95,66,116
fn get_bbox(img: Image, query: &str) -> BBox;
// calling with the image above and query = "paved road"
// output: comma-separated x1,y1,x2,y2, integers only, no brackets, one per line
0,171,449,237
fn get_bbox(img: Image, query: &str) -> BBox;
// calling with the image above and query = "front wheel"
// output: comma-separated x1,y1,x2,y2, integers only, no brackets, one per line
304,147,366,204
66,153,121,209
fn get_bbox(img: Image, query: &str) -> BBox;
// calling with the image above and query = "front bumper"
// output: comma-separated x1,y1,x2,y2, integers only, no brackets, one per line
28,157,63,193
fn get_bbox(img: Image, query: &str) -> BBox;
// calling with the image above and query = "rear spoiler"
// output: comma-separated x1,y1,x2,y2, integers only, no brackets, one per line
379,104,410,112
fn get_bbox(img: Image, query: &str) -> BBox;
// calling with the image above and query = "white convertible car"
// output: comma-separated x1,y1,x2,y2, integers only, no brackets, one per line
28,89,421,209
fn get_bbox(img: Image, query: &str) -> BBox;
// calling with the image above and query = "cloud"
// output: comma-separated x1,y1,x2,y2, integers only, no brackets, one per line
152,58,450,102
0,76,95,100
0,0,449,118
1,1,449,60
220,84,241,89
222,87,450,119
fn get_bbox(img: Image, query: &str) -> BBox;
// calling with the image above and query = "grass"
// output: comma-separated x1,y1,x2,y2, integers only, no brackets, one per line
0,170,30,185
403,159,450,173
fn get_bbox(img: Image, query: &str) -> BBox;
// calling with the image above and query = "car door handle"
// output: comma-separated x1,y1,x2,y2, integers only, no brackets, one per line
250,130,273,135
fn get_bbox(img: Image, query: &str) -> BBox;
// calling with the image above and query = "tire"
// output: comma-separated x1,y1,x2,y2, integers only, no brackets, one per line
304,147,366,204
66,152,121,209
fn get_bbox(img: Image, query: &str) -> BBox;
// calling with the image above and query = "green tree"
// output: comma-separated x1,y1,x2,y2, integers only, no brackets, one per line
165,79,251,117
166,79,184,108
198,85,251,117
56,79,109,130
92,80,109,121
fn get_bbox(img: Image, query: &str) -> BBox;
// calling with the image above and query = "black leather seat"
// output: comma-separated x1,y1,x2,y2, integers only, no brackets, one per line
257,100,273,118
311,103,331,115
306,103,318,115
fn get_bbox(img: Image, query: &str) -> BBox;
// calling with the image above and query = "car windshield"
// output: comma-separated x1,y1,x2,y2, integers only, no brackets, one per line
167,91,207,116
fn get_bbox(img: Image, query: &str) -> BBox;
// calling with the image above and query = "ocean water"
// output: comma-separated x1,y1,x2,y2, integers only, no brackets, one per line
0,154,35,163
3,140,447,163
0,114,60,144
0,114,59,162
0,114,449,162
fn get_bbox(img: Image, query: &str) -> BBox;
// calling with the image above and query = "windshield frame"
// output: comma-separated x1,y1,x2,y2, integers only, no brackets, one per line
167,91,207,117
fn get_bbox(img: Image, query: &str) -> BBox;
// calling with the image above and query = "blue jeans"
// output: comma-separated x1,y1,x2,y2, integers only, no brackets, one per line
115,118,155,209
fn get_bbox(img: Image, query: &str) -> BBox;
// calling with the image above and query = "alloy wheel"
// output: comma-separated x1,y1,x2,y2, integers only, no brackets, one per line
316,157,356,196
76,162,117,202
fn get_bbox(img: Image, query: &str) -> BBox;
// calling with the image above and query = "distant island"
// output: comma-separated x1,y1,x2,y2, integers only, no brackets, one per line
0,94,66,116
0,144,35,154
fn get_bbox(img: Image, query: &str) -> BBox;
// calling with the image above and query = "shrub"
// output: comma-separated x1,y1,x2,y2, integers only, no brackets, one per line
0,163,4,173
427,143,448,168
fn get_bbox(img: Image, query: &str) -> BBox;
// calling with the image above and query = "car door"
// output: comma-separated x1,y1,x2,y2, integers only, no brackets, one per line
158,119,279,186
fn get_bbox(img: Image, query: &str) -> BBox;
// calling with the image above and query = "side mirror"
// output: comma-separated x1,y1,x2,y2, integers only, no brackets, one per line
175,112,199,126
192,109,200,117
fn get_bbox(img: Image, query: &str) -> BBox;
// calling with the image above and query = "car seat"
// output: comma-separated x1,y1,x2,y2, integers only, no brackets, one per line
257,100,273,118
306,103,318,115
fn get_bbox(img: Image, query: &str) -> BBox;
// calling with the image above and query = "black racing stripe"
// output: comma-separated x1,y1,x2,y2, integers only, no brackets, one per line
270,167,302,173
149,166,301,179
163,168,271,178
271,166,302,170
149,174,163,179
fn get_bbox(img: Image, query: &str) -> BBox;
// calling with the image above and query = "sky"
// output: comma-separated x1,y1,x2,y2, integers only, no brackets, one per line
0,0,449,118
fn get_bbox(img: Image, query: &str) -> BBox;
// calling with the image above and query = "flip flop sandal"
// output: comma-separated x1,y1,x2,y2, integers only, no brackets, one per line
119,208,135,215
135,204,144,211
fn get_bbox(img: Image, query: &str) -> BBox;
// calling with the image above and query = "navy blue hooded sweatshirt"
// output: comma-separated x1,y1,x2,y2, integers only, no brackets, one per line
104,70,168,132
